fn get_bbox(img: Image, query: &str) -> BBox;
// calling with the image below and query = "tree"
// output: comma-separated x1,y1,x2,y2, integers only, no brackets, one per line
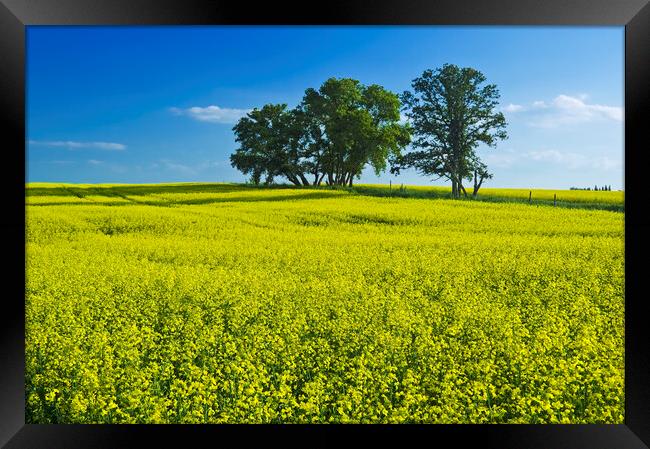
391,64,507,198
230,104,310,186
300,78,411,186
471,159,493,198
231,79,409,187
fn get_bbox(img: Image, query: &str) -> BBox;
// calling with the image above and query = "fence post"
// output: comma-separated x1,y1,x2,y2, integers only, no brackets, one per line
529,191,532,204
389,180,392,194
554,193,557,207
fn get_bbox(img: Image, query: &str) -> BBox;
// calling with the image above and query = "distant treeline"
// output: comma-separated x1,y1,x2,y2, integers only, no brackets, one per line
570,185,613,191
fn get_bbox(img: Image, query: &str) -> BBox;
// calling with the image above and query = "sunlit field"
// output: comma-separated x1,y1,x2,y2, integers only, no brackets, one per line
352,184,624,210
26,183,624,424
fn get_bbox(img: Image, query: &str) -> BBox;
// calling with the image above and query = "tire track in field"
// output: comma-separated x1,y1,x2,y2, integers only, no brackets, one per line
60,185,95,202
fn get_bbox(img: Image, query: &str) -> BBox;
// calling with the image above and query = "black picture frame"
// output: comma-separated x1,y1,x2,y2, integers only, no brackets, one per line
2,0,649,447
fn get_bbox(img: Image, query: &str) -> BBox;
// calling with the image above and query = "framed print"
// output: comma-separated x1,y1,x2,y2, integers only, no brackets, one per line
1,0,649,447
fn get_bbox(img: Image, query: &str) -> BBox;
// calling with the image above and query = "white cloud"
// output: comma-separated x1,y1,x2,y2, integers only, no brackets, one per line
170,105,251,124
160,159,197,176
85,159,128,173
526,150,585,168
196,160,225,170
47,160,76,165
551,94,622,121
484,148,621,172
502,103,524,113
503,94,622,128
525,149,621,171
591,156,622,171
153,159,228,177
29,140,126,151
484,148,518,168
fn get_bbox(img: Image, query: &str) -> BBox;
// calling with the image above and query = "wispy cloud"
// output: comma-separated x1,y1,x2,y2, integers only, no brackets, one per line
526,150,587,168
483,149,519,168
29,140,127,151
152,159,227,177
86,159,128,173
170,105,251,124
160,159,197,176
501,94,623,128
485,148,621,171
46,160,76,166
502,103,524,113
526,149,621,170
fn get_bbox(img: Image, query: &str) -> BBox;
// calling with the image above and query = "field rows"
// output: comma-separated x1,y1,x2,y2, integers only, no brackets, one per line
26,184,624,423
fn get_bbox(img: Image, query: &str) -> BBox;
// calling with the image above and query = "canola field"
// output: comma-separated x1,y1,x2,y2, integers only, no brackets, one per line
25,183,625,423
353,184,624,210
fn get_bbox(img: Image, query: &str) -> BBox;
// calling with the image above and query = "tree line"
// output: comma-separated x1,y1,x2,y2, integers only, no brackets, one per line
230,64,508,198
570,185,613,191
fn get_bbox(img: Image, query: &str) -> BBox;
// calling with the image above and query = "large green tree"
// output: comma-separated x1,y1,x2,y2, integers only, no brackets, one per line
231,78,410,187
301,78,411,186
230,104,310,186
392,64,507,198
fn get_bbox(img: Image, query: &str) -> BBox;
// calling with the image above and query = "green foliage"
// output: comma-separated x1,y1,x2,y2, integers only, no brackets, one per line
26,183,624,424
230,104,309,186
395,64,508,198
231,78,411,187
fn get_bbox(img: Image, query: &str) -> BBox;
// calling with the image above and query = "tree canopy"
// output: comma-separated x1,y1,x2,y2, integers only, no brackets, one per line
230,104,307,186
231,77,411,186
391,64,507,198
230,67,508,197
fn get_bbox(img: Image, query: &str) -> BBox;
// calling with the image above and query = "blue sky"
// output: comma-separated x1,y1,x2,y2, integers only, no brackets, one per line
26,26,624,189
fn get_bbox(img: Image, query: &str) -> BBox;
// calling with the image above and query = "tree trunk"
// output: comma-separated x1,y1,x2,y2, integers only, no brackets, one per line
298,173,310,186
460,183,468,198
472,172,485,198
286,174,300,186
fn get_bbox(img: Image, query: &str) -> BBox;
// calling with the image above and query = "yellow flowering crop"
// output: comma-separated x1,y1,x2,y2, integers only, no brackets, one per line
25,183,624,423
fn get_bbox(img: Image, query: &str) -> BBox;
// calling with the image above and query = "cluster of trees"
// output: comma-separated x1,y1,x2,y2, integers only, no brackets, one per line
570,185,613,191
230,78,410,187
230,64,508,197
